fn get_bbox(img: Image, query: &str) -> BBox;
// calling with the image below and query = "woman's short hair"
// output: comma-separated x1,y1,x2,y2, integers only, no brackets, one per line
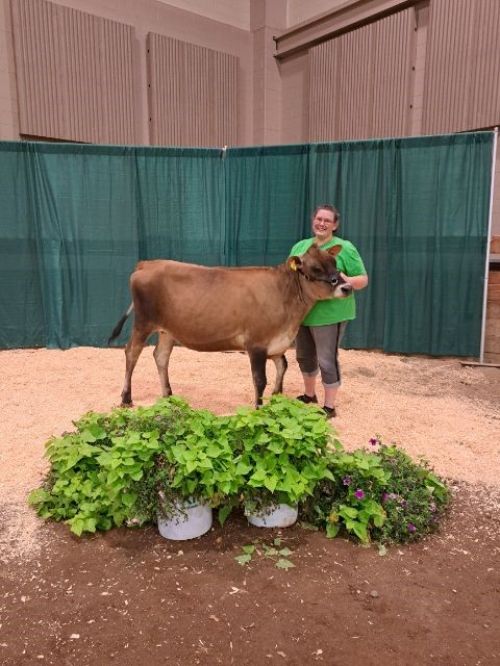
312,204,340,223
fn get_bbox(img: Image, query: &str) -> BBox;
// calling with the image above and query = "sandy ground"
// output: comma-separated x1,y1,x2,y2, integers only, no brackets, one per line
1,346,499,563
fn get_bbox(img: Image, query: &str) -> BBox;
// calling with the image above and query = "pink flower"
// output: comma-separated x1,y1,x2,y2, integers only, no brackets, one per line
407,523,417,533
354,489,365,500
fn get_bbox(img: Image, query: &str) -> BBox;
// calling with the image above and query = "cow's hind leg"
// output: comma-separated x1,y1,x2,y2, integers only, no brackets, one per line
270,354,288,394
153,331,175,397
121,328,150,406
248,347,268,408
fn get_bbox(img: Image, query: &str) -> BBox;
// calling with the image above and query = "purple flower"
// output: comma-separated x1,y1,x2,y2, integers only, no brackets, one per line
369,437,379,447
382,493,389,503
407,523,417,533
354,489,365,500
342,476,352,486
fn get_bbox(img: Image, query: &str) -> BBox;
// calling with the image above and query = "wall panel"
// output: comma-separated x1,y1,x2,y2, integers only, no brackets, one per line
281,51,309,144
147,33,238,147
11,0,136,143
309,8,414,141
423,0,500,133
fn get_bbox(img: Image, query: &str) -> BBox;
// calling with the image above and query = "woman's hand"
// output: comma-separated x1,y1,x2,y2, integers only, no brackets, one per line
340,272,369,290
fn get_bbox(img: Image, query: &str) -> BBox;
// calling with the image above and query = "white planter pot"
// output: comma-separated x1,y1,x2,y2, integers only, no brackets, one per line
157,500,212,540
246,503,298,528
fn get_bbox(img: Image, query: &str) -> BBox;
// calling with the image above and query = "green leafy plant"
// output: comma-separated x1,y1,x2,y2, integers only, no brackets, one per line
300,440,450,544
135,409,246,521
28,398,193,535
29,397,450,546
229,395,338,514
235,538,295,569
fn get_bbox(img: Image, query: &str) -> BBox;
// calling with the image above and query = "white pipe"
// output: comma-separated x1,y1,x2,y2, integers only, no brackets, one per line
479,127,498,363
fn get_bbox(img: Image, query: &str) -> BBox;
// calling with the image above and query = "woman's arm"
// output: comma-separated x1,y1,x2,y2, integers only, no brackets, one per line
340,272,368,290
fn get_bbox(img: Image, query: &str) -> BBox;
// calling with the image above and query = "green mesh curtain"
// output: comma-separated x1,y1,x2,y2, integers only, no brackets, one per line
0,133,493,355
224,145,310,266
0,143,45,347
305,133,492,355
133,147,224,265
0,142,222,348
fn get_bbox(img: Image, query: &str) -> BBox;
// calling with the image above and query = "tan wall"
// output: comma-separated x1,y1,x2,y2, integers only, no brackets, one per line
12,0,137,144
1,0,252,145
308,8,415,141
422,0,500,134
0,0,18,139
287,0,347,27
408,2,429,136
251,0,287,145
156,0,250,30
280,51,309,144
147,33,238,146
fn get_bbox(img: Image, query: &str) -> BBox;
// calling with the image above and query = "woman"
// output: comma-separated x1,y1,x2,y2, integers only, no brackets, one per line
290,204,368,417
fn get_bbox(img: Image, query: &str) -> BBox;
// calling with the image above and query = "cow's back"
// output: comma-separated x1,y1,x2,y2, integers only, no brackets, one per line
129,260,302,353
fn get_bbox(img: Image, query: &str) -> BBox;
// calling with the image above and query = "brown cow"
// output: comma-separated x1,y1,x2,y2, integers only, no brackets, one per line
108,244,352,407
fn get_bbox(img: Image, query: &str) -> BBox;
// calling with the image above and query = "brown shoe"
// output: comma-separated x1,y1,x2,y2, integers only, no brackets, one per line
323,406,336,419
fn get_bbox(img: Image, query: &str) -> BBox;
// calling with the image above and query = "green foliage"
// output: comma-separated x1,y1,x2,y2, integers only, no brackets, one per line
29,398,211,534
135,409,246,521
300,443,451,544
230,396,338,510
29,396,450,546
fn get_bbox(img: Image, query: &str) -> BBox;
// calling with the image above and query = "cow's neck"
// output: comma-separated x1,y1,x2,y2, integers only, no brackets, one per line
280,266,321,319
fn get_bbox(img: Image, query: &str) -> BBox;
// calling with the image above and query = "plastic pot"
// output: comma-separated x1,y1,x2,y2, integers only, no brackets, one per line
246,503,298,528
157,500,212,540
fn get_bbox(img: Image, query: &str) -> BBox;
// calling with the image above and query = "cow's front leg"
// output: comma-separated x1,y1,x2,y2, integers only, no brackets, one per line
248,347,268,408
122,328,149,406
270,354,288,394
153,331,175,397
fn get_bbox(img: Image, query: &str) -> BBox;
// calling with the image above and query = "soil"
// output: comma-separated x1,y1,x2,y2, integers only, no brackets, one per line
1,347,500,665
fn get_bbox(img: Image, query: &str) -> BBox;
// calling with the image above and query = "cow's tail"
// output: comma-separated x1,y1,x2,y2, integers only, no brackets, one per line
108,303,134,345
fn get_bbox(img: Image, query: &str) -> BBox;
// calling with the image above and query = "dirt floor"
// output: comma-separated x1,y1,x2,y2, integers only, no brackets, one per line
1,347,499,665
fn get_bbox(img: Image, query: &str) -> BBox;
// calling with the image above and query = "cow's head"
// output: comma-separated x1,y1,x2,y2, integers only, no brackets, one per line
287,244,353,299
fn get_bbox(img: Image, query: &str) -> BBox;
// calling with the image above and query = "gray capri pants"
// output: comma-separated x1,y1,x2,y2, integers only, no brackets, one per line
295,322,347,388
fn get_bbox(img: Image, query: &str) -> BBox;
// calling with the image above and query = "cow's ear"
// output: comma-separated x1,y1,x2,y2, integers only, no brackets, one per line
327,244,343,257
287,256,302,272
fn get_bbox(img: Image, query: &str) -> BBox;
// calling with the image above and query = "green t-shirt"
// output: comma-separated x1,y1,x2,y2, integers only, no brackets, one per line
289,236,367,326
